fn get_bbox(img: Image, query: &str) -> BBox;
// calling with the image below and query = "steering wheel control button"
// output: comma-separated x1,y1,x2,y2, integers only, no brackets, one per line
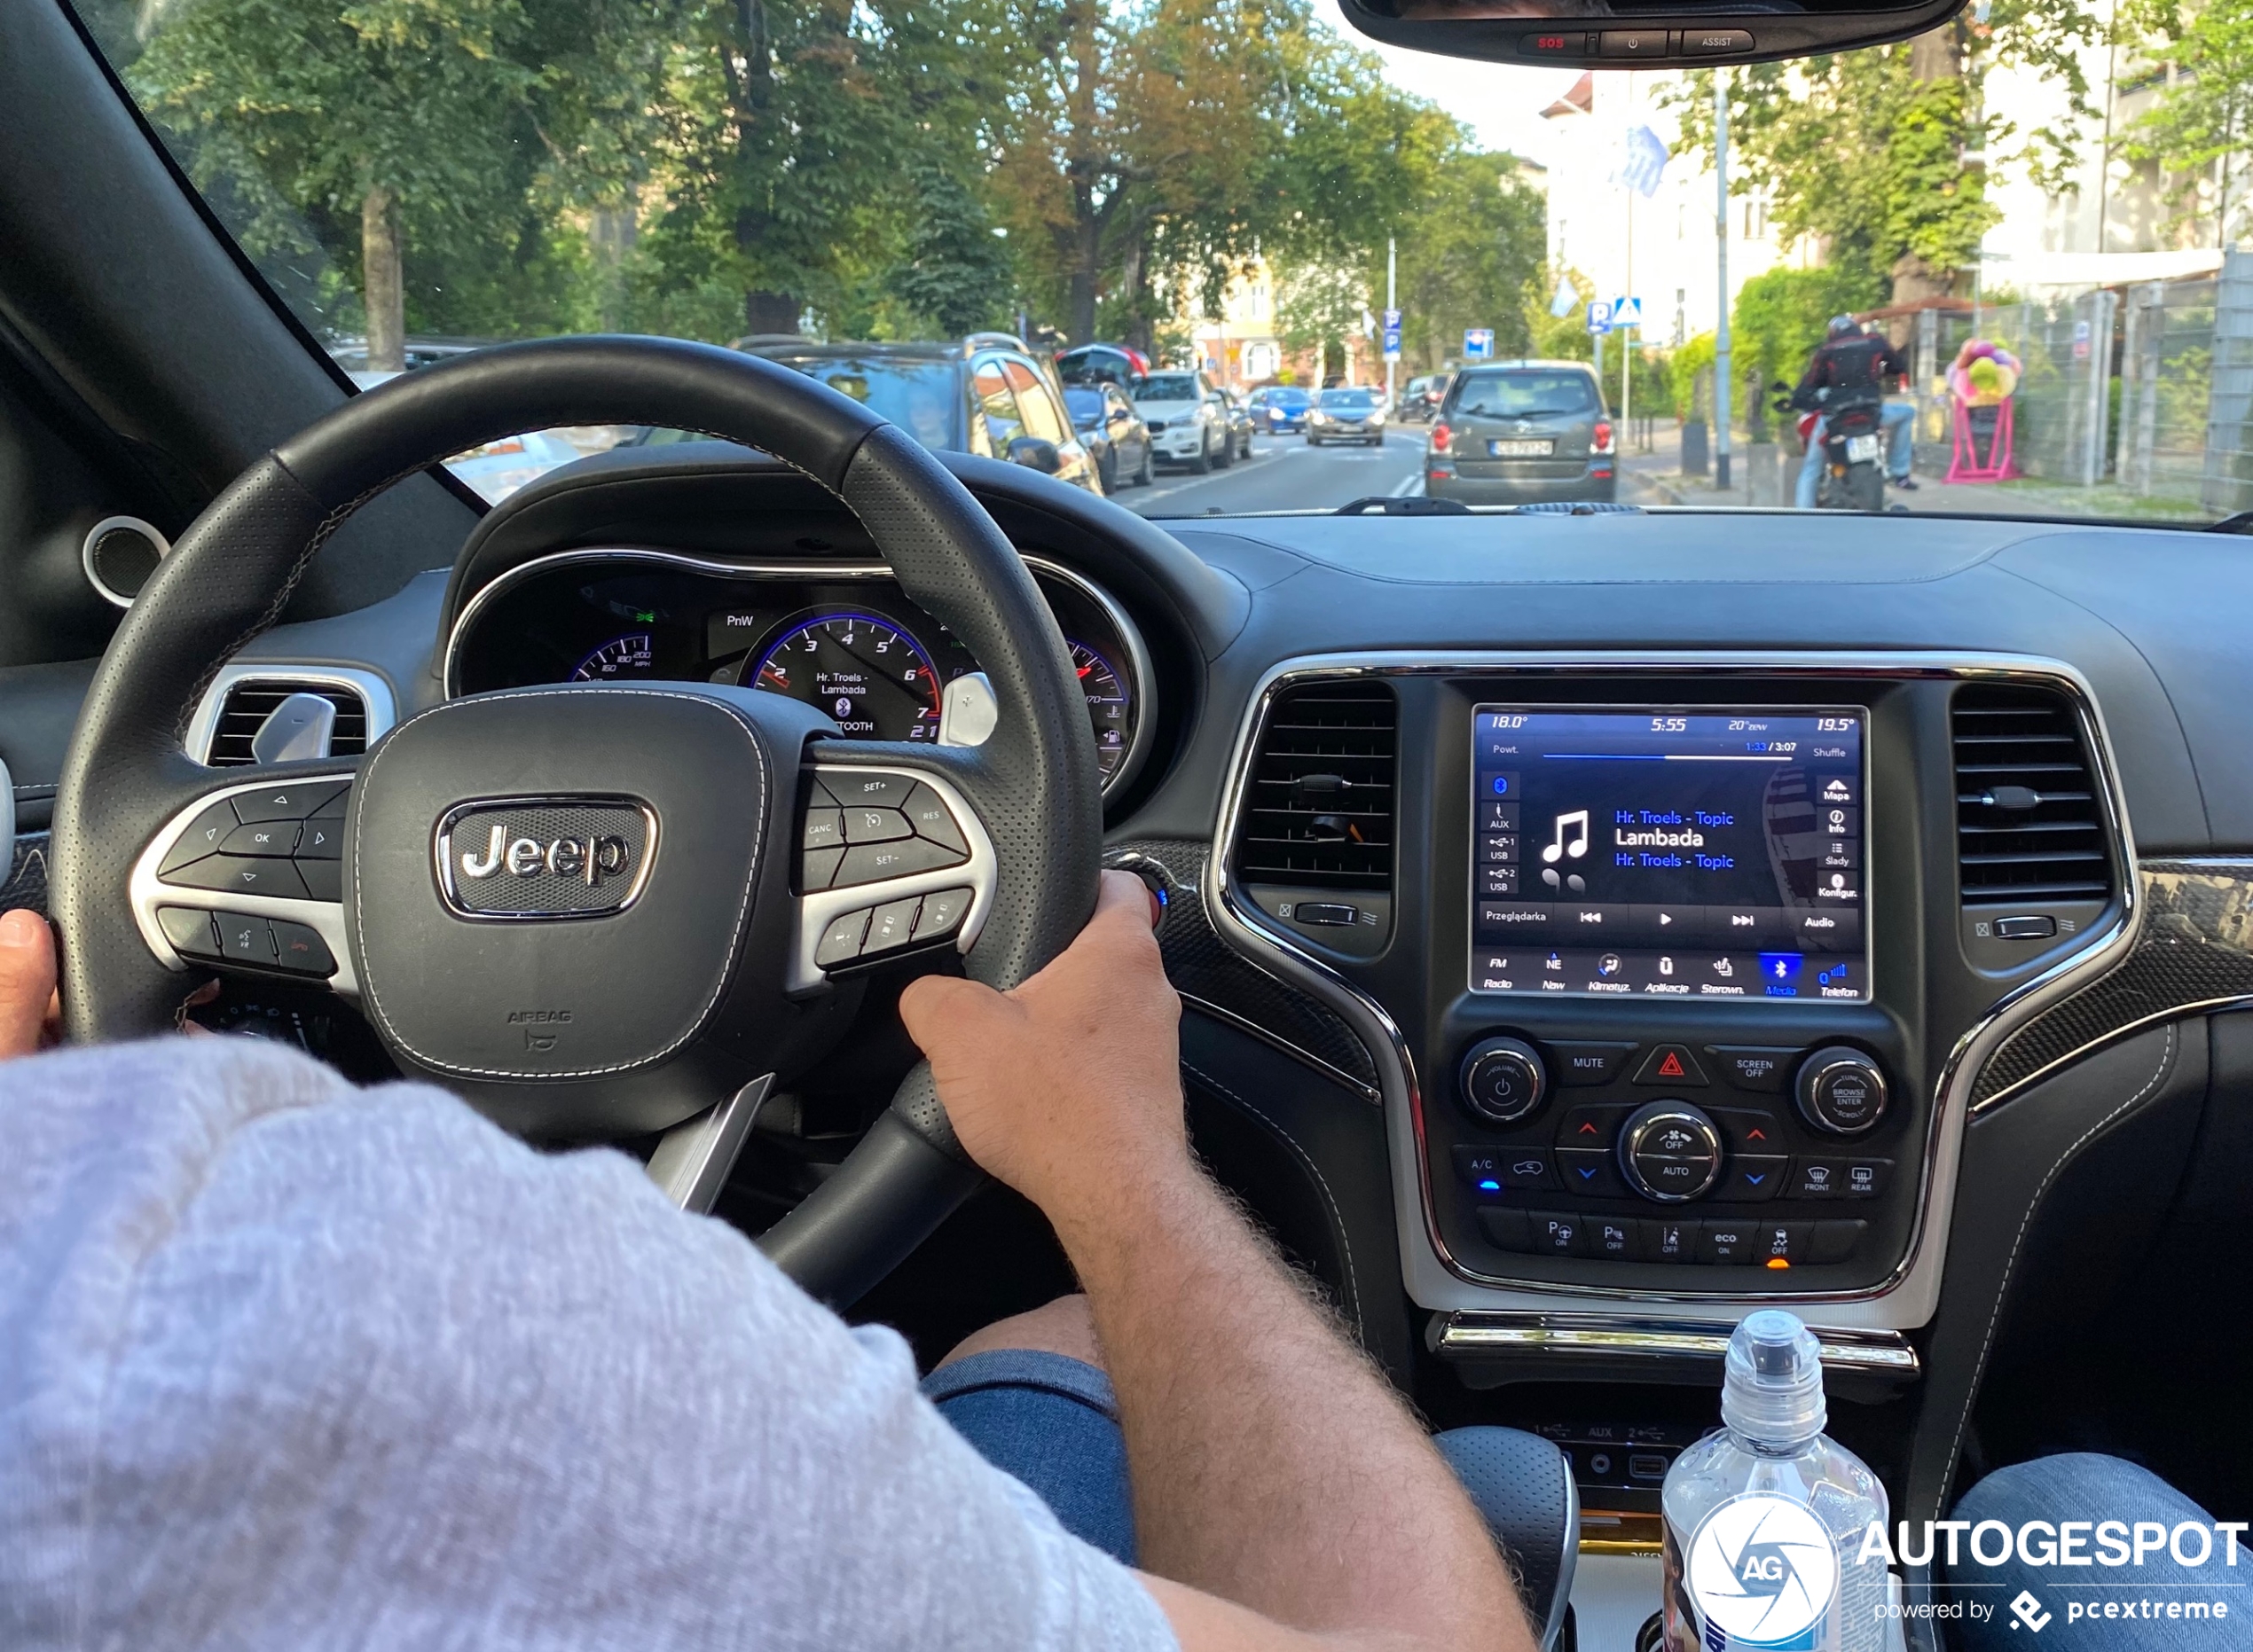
1795,1046,1888,1134
1717,1155,1789,1202
864,896,922,953
156,906,222,960
165,855,311,899
815,908,872,967
844,807,913,844
1705,1045,1798,1092
903,784,969,853
836,835,966,888
232,780,349,824
1458,1036,1549,1125
801,773,840,809
219,820,299,857
825,771,917,810
161,801,242,875
911,887,973,942
269,920,336,976
1556,1148,1625,1198
1549,1040,1637,1085
1617,1101,1723,1202
799,847,845,891
801,809,844,852
295,858,342,902
1632,1044,1707,1085
297,818,343,859
216,913,277,965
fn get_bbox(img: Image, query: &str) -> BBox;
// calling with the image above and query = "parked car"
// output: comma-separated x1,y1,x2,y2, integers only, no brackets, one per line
1423,359,1615,506
1395,373,1450,422
1306,386,1386,446
1245,385,1314,435
635,337,1103,494
442,430,591,505
1064,381,1153,490
1129,370,1231,473
1056,341,1150,387
1221,390,1257,460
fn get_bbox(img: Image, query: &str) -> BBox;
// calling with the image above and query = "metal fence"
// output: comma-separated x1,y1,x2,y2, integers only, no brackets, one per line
2199,253,2253,513
1912,292,2117,486
2116,277,2218,505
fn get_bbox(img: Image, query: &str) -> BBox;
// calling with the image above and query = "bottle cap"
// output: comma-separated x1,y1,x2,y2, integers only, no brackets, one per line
1721,1308,1826,1447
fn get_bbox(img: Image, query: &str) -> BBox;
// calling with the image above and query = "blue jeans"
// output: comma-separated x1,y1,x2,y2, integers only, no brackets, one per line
1945,1454,2252,1651
1796,400,1915,506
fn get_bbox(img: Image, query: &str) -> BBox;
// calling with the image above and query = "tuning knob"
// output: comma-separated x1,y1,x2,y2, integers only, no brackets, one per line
1459,1037,1549,1125
1796,1047,1888,1135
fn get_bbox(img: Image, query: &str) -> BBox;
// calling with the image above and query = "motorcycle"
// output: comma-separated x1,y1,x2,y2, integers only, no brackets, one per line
1771,381,1887,512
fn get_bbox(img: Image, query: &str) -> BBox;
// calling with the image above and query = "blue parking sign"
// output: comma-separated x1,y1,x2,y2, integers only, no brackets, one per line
1464,328,1495,360
1586,299,1613,334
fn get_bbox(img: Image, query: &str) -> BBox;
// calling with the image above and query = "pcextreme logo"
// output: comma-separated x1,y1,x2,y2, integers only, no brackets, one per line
1686,1492,1841,1648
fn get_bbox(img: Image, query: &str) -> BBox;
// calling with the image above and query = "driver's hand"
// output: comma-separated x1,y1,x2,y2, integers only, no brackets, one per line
899,871,1185,1228
0,909,61,1059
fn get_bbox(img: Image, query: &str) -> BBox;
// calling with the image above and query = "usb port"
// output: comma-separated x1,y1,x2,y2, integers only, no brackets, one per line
1629,1453,1668,1480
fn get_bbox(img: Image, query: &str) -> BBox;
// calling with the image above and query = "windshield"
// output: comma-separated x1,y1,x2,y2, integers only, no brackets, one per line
72,0,2234,525
1319,389,1378,410
1063,388,1108,425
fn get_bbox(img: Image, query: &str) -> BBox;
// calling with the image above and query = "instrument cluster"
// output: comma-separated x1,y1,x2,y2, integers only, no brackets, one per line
446,552,1152,793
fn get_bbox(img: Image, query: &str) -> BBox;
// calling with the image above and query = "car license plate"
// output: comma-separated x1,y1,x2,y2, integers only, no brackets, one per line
1845,434,1881,463
1488,438,1555,458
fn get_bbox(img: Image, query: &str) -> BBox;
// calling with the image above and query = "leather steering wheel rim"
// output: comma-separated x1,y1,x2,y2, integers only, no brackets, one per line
51,334,1103,1305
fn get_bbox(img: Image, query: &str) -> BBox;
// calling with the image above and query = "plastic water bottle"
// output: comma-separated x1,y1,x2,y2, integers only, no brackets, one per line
1661,1310,1889,1652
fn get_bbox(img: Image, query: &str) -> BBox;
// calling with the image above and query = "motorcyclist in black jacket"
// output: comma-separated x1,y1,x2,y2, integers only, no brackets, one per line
1790,315,1917,505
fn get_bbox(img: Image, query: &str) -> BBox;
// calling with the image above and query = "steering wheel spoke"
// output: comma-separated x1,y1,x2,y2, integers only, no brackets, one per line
790,756,996,992
129,766,360,993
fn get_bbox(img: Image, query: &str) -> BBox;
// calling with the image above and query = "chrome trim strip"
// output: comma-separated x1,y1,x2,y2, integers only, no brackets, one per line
130,772,361,998
1433,1311,1923,1376
440,545,1157,796
183,663,397,767
431,795,660,921
1202,651,2141,1330
648,1073,774,1214
789,763,996,994
1545,1470,1580,1652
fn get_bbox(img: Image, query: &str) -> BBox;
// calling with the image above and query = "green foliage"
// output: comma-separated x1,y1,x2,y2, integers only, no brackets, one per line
1729,265,1883,435
1668,330,1715,420
1390,153,1545,372
2120,0,2253,243
885,168,1016,338
1523,267,1595,364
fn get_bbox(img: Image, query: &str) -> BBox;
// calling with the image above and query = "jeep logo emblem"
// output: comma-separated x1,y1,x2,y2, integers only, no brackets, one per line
435,796,655,920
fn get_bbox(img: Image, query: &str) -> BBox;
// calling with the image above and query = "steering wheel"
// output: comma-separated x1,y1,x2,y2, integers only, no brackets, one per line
49,336,1103,1306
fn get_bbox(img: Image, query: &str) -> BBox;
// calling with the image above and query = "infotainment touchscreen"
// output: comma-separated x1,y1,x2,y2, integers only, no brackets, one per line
1470,708,1867,1000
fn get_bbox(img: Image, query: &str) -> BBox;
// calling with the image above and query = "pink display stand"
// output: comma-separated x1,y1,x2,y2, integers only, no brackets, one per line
1946,396,2019,482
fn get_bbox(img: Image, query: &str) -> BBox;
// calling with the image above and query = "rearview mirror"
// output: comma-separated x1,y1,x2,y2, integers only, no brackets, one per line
1336,0,1964,69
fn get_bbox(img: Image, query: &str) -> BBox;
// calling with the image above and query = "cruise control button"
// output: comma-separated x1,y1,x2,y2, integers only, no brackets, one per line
220,820,299,857
824,771,917,810
1707,1045,1798,1092
1642,1218,1696,1262
1717,1155,1789,1202
814,908,872,967
156,906,222,959
801,809,845,852
308,787,349,823
163,856,310,899
836,836,968,888
903,783,968,853
295,858,342,902
216,913,276,965
1791,1157,1847,1199
1634,1044,1708,1085
799,847,845,891
843,807,913,844
160,801,241,874
231,780,348,823
912,887,973,942
295,817,344,859
1699,1219,1755,1264
269,919,336,976
1556,1148,1624,1197
864,896,922,953
1477,1207,1535,1252
1550,1040,1637,1085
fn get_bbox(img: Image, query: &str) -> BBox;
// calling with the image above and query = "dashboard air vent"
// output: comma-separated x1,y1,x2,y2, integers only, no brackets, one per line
1235,681,1396,890
208,681,369,767
1951,684,2114,904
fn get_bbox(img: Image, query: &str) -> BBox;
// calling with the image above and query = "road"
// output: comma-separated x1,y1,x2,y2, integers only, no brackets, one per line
1119,428,1427,517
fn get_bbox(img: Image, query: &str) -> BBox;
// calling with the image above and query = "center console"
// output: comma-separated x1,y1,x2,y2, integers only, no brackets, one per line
1210,654,2134,1329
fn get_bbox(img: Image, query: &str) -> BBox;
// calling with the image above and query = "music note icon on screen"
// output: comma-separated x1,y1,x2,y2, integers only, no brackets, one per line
1540,810,1590,864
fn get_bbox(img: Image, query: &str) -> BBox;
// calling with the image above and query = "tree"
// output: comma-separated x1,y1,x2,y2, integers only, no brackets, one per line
1276,260,1367,381
886,166,1017,336
1728,265,1882,436
2119,0,2253,246
1391,153,1546,372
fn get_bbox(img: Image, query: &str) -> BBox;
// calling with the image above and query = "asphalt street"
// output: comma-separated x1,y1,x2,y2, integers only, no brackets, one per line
1119,427,1428,518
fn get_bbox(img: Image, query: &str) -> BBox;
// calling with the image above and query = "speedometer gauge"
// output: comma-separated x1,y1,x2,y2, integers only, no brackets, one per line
1070,639,1134,779
571,632,656,680
748,611,945,740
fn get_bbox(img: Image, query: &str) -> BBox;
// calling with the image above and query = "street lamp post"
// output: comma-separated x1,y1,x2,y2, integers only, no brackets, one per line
1714,67,1733,492
1386,237,1398,410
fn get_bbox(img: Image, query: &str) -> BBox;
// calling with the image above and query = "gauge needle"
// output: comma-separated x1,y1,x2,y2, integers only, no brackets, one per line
1077,664,1092,677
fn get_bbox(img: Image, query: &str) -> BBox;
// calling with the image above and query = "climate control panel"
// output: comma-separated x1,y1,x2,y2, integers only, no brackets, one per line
1439,1030,1904,1280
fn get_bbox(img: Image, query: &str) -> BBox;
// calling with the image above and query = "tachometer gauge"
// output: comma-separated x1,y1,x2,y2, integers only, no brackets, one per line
1070,639,1134,780
571,632,657,681
749,611,945,740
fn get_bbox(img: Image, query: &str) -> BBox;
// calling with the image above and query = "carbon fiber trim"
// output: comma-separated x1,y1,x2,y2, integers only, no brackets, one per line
1110,837,1381,1093
1973,858,2253,1105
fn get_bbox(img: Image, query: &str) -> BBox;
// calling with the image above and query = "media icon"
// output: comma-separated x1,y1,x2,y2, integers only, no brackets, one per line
1539,809,1590,864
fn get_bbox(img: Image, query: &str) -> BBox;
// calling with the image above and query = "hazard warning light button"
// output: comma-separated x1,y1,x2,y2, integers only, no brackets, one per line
1633,1044,1709,1085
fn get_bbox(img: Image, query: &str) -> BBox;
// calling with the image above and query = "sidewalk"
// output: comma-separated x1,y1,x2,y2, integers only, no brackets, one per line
1616,420,2210,521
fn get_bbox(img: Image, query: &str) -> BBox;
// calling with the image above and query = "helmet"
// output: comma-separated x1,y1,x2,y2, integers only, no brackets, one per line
1828,314,1863,339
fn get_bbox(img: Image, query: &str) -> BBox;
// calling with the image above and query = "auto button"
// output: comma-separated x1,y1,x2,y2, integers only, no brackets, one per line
1617,1100,1723,1202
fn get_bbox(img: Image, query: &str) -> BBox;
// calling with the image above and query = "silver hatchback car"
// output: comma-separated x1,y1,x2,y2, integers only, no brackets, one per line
1424,361,1616,505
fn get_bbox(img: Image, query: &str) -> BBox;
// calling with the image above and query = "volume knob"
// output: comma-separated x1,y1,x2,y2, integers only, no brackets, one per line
1459,1037,1549,1125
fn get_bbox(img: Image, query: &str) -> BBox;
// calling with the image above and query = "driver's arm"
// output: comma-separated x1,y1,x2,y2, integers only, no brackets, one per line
0,909,60,1056
902,873,1532,1652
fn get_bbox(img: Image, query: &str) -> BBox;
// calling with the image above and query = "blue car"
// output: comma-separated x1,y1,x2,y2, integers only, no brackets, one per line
1246,385,1314,435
